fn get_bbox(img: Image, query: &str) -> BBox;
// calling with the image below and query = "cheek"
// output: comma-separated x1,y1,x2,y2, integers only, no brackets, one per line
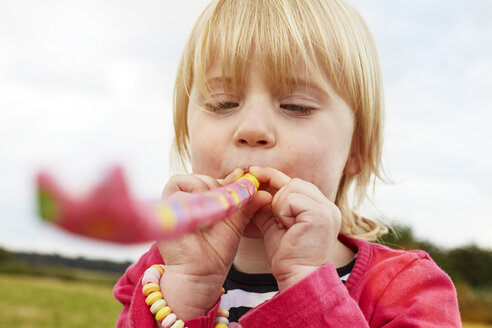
189,142,218,174
188,120,226,176
281,138,349,200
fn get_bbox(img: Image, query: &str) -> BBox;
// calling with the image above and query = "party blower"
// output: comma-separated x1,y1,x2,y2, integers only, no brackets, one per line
36,167,259,244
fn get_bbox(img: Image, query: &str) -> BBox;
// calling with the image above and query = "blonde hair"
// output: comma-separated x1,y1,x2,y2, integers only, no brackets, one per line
171,0,388,240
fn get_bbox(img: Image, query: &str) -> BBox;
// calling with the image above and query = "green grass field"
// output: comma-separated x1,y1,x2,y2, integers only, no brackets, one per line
0,274,122,328
0,273,490,327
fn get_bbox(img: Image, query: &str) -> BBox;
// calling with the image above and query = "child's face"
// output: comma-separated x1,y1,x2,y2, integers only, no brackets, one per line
187,62,357,204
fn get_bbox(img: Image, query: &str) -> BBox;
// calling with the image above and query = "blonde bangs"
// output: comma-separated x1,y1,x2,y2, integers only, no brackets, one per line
192,0,349,102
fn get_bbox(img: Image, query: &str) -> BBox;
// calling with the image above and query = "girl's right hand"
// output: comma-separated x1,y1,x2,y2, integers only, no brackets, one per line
158,168,272,320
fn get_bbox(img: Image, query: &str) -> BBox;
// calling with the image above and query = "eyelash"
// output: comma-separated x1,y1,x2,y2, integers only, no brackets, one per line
204,102,316,115
204,102,238,112
280,104,316,115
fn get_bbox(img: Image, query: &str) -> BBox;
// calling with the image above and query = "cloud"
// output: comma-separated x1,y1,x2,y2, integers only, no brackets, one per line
371,176,492,249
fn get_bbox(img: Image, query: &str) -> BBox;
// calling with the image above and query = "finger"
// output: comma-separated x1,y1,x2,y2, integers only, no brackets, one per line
269,179,303,228
276,191,340,230
228,190,272,233
238,190,272,219
192,174,223,189
280,192,315,226
162,174,221,197
272,178,327,212
220,168,244,186
251,204,273,234
273,191,301,229
249,166,291,190
272,179,328,228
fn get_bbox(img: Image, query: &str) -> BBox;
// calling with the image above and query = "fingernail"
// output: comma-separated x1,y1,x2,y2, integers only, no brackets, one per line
249,166,260,173
237,168,247,178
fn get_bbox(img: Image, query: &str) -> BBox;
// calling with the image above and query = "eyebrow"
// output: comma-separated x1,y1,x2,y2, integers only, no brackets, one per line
200,76,235,94
204,76,232,85
203,75,328,97
286,78,327,96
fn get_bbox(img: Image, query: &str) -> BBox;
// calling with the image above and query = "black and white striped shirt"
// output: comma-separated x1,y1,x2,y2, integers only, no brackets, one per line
220,257,357,323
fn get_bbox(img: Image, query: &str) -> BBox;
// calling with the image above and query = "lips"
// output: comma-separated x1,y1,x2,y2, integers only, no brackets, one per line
222,164,252,178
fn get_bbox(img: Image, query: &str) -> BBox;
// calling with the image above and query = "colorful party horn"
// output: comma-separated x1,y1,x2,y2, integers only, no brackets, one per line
37,167,259,243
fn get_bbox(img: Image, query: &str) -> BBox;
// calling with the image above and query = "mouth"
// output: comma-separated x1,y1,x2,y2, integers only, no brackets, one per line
223,164,252,178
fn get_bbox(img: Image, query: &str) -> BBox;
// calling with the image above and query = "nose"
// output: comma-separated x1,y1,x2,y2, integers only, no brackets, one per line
233,103,276,148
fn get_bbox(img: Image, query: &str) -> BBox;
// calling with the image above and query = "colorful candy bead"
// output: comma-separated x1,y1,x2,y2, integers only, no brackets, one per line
170,319,185,328
155,306,172,321
215,317,229,325
142,282,160,296
214,324,228,328
145,266,161,276
142,268,161,285
160,313,177,328
217,307,229,318
142,264,228,328
152,264,165,275
150,299,167,314
145,291,163,306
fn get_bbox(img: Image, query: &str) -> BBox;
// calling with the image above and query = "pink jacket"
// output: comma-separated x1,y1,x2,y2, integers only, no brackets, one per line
113,235,461,327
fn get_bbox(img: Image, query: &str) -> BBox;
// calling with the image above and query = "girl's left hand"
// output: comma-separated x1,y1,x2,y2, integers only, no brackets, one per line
249,166,342,291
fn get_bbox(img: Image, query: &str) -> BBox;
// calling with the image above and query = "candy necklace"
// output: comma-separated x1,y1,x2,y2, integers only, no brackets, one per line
142,264,229,328
37,167,259,243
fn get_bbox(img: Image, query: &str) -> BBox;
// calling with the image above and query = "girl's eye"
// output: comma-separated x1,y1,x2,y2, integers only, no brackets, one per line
280,104,316,115
204,102,239,112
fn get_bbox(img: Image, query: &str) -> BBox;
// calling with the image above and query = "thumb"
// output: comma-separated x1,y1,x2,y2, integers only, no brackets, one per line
218,168,244,186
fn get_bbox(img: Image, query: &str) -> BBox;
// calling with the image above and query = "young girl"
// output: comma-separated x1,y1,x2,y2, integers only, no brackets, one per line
114,0,461,327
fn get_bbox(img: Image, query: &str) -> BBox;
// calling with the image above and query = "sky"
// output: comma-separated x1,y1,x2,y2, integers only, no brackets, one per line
0,0,491,262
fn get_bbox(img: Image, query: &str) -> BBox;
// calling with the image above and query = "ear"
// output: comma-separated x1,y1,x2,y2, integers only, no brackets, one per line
343,152,361,176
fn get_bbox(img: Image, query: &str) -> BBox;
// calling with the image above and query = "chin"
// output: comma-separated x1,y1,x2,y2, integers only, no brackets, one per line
242,222,264,238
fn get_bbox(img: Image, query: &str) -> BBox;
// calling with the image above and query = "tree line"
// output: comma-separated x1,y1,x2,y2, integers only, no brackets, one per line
0,247,131,274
